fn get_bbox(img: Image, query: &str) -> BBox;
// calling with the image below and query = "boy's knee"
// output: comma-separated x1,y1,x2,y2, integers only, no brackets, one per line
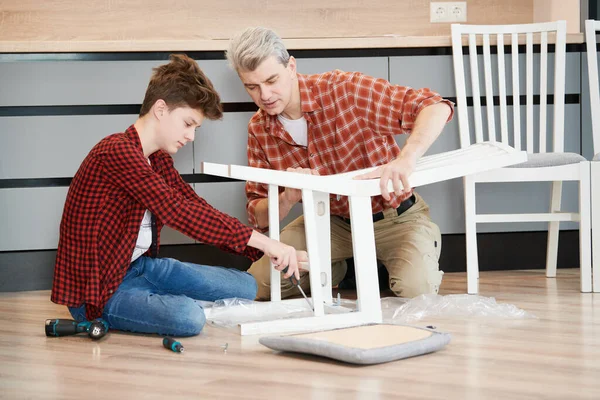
176,302,206,336
238,272,258,300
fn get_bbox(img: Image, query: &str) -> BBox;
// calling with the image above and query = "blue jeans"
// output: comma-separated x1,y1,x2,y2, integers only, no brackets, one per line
68,256,257,336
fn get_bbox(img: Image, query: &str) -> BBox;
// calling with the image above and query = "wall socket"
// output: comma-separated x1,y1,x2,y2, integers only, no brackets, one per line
430,2,467,23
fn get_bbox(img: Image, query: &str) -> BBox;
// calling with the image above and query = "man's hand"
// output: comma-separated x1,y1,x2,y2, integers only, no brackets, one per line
354,102,452,201
282,167,320,205
354,153,417,201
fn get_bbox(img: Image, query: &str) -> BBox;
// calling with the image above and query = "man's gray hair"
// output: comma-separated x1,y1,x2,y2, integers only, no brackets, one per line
226,27,290,72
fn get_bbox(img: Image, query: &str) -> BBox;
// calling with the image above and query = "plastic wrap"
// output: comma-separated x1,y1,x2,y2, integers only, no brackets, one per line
203,294,535,330
204,298,313,329
382,294,536,323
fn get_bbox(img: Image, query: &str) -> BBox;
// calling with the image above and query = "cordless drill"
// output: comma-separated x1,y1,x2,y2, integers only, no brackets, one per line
45,318,109,340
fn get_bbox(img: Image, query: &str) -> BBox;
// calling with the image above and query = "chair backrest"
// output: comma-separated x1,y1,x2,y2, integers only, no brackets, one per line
585,19,600,156
451,21,567,153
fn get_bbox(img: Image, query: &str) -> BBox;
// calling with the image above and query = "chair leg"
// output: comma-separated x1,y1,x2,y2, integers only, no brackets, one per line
592,162,600,292
579,162,592,293
268,184,282,301
546,181,562,278
348,195,381,320
464,175,479,294
301,189,327,316
301,189,333,305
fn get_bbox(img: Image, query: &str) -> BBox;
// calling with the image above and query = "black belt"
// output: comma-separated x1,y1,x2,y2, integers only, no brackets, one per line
341,194,416,225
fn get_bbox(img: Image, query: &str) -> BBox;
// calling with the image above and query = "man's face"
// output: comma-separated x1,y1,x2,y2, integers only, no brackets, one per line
238,55,296,116
157,106,204,155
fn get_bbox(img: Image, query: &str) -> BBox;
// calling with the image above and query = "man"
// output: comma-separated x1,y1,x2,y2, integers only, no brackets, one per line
226,27,454,300
51,54,305,337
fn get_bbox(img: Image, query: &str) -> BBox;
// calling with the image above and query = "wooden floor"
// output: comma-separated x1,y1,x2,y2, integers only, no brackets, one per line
1,269,599,400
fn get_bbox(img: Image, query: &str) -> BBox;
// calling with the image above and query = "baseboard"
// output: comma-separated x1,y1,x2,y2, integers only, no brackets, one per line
439,230,579,273
0,230,580,292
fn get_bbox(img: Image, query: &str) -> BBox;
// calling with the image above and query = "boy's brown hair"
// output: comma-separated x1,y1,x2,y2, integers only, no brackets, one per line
139,54,223,120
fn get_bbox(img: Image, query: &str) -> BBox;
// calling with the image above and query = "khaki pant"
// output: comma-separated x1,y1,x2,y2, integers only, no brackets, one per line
247,192,443,300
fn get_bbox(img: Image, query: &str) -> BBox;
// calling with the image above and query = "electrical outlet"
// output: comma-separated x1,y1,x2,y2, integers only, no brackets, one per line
430,2,467,23
430,2,448,23
448,2,467,22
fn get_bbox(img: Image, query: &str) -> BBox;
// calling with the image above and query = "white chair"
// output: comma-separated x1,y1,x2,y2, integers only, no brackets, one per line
584,19,600,293
451,20,591,294
201,142,525,335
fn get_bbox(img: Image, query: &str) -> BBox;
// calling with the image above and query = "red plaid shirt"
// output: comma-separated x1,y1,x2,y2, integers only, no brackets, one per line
52,125,262,320
246,70,453,230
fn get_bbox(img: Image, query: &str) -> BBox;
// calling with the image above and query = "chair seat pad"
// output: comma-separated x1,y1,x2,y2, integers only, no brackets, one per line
259,324,451,365
508,152,586,168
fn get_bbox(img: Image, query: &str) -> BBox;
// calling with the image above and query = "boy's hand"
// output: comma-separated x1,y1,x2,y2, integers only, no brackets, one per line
264,240,308,280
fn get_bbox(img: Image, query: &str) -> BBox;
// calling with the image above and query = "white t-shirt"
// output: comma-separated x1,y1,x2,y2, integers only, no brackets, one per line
278,114,308,146
131,158,153,262
131,210,153,262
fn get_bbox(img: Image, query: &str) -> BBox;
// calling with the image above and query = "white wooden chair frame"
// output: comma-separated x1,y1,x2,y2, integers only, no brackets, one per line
201,142,526,335
584,19,600,292
451,21,592,294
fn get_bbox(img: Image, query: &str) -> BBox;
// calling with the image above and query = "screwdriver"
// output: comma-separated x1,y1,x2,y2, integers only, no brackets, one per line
282,265,314,311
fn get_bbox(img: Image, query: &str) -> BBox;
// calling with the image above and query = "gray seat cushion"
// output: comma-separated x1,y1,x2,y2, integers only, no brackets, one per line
508,152,586,168
259,324,451,365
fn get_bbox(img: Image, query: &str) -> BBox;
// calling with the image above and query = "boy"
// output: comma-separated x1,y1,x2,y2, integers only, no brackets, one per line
51,54,305,336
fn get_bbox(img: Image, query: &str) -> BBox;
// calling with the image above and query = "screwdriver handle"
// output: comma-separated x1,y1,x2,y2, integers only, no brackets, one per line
163,337,184,353
281,266,299,286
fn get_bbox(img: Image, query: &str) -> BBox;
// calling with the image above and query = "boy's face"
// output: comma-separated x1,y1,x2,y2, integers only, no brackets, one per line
238,55,296,117
157,106,204,154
